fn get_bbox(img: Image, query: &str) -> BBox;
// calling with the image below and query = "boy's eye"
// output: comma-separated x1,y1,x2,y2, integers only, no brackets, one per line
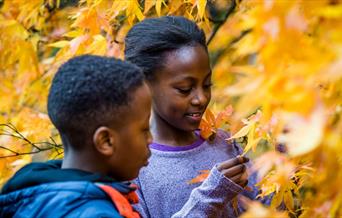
142,128,150,137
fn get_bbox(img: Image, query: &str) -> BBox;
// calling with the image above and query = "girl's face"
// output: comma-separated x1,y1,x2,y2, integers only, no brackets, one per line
149,44,211,132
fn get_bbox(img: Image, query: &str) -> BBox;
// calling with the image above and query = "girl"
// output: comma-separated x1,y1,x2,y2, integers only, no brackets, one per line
125,16,256,218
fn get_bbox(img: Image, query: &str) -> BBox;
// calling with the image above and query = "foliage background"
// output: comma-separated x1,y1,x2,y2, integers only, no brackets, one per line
1,0,341,217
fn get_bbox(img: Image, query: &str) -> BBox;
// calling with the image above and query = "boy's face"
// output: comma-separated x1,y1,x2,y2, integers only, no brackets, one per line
110,83,152,181
149,45,211,132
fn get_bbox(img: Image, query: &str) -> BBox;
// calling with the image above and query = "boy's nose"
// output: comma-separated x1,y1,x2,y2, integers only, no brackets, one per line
147,131,153,145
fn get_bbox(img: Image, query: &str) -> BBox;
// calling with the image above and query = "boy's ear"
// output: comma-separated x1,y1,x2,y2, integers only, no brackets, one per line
93,127,117,156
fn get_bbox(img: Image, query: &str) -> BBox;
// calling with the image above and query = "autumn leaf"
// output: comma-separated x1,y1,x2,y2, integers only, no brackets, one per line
196,0,207,19
199,106,233,140
168,0,183,14
215,105,233,127
240,197,288,218
199,119,213,140
227,110,262,154
155,0,163,17
277,104,325,157
187,170,209,184
228,124,252,140
144,0,156,14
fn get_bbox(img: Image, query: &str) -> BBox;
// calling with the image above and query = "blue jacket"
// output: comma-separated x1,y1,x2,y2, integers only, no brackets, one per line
0,160,137,218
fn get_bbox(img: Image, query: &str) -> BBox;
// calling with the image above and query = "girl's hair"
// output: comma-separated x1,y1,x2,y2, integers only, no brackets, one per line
125,16,207,81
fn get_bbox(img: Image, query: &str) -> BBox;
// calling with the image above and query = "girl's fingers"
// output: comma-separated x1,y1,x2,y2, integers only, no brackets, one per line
229,170,249,186
217,156,249,171
221,164,246,178
239,171,248,181
237,180,249,188
217,158,240,171
237,155,249,164
230,173,242,183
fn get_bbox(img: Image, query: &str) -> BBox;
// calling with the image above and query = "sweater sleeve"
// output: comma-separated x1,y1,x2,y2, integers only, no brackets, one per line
171,165,244,218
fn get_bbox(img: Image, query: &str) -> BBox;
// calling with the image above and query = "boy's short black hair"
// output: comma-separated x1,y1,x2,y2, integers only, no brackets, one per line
47,55,144,150
125,16,207,81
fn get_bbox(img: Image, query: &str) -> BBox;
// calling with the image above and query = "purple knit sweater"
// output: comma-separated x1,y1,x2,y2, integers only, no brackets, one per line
134,130,260,218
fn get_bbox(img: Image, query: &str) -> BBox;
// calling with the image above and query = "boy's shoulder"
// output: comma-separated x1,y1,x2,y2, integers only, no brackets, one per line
0,181,124,217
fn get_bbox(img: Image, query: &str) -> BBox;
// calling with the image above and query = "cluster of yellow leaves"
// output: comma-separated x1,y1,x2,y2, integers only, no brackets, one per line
208,0,342,217
49,0,210,64
240,197,288,218
0,1,68,187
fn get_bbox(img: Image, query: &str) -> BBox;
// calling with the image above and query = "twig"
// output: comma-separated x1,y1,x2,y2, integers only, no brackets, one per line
0,123,63,158
0,146,19,156
0,147,58,159
207,0,237,46
210,29,251,67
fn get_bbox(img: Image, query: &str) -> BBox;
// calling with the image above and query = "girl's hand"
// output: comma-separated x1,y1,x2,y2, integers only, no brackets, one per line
217,155,249,188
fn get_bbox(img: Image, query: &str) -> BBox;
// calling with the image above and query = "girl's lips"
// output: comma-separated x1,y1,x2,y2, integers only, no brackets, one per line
185,112,203,122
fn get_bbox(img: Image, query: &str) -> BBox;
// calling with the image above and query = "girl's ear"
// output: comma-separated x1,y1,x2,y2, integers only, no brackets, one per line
93,126,117,156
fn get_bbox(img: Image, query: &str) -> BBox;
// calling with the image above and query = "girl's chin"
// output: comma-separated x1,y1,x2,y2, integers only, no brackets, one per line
181,123,201,132
169,119,201,132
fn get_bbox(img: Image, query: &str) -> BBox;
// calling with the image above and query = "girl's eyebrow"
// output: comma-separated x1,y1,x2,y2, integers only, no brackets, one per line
172,70,212,82
205,70,212,78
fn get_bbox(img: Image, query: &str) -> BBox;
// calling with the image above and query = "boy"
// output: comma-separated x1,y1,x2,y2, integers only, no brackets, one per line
0,55,152,217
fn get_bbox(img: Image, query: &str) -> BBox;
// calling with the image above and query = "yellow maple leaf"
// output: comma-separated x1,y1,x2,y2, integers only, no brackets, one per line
196,0,207,20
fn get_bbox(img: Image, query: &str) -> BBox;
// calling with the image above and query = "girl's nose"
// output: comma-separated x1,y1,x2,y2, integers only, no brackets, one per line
191,90,209,106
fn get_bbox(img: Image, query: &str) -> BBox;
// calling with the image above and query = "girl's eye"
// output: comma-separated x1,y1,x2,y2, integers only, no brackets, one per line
204,83,213,89
176,88,192,94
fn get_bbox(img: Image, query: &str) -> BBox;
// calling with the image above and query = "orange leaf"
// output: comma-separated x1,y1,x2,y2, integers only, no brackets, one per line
199,119,212,140
188,170,209,184
204,108,215,127
215,105,233,128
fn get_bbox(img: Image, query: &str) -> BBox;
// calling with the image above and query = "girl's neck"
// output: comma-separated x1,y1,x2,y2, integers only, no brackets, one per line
151,113,198,146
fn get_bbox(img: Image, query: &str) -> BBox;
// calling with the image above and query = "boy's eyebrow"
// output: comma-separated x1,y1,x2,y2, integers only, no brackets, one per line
144,111,151,122
145,113,151,122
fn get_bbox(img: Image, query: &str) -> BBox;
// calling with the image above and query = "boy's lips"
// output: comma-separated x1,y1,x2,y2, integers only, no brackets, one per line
143,150,151,166
143,160,149,166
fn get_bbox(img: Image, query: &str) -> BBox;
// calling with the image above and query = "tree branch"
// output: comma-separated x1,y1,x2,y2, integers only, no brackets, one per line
0,123,63,158
206,0,237,46
210,29,251,67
